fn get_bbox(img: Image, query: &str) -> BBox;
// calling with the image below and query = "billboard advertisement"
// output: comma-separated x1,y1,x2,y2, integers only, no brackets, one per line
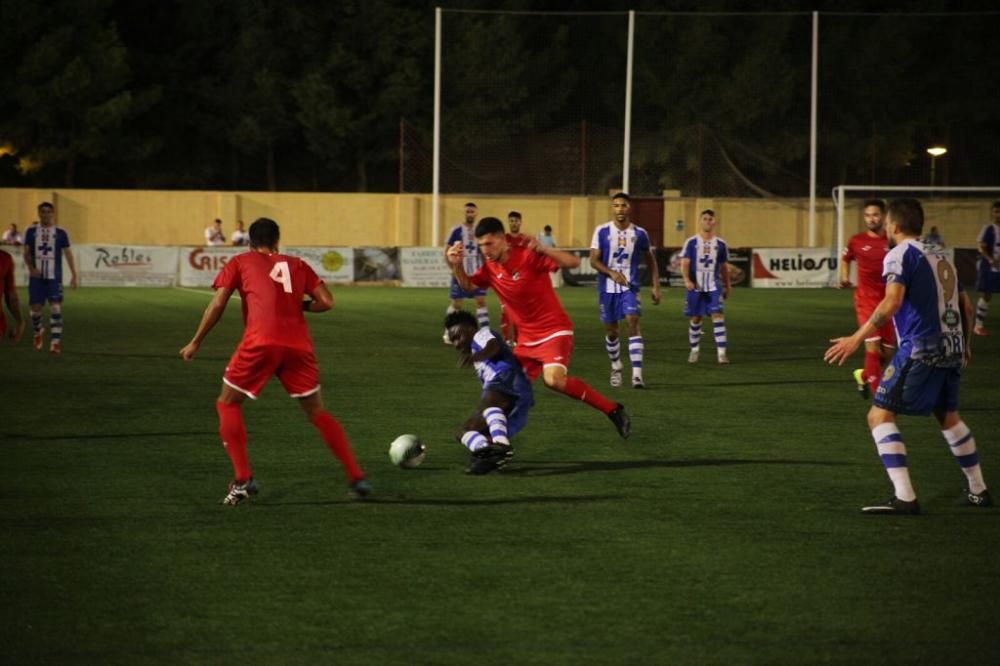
752,248,839,288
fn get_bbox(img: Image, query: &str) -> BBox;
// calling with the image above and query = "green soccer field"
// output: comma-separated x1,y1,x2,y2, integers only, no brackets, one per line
2,286,998,664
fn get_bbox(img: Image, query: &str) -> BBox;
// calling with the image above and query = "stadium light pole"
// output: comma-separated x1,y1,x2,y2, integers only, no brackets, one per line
927,145,947,187
808,11,818,247
432,7,442,247
622,10,635,194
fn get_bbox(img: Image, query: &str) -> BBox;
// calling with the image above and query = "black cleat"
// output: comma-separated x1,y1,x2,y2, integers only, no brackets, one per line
861,496,921,515
464,444,513,475
348,478,372,501
964,488,993,507
608,403,631,439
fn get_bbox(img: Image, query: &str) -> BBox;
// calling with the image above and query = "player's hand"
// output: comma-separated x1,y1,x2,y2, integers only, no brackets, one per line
838,280,852,289
651,288,662,306
70,275,78,289
29,267,41,278
962,345,972,369
610,271,629,287
723,285,732,300
684,281,695,291
526,237,542,253
179,341,199,361
8,319,24,343
446,241,464,266
824,336,860,366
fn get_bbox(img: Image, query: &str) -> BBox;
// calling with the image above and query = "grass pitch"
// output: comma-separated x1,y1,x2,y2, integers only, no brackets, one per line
2,285,998,664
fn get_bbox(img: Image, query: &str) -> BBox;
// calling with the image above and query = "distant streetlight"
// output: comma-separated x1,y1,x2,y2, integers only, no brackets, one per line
927,146,947,186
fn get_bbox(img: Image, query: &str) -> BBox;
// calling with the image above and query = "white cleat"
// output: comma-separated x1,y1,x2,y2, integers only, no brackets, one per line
717,351,729,364
610,367,623,387
632,375,645,389
688,349,700,364
442,330,452,344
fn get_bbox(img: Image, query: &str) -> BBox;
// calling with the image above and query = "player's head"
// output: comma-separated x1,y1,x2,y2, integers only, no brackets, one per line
464,202,478,224
443,309,478,351
699,209,716,232
474,217,509,263
886,198,924,242
612,193,631,222
507,211,522,234
992,201,1000,221
862,199,886,233
37,202,54,225
248,217,280,250
543,224,552,234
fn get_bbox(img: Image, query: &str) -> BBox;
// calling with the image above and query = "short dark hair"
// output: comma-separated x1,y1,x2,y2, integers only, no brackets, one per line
248,217,280,249
863,199,886,212
464,202,477,209
612,192,630,202
475,217,505,237
700,209,715,217
38,202,54,212
992,201,1000,209
508,211,521,219
887,198,924,236
444,309,478,331
543,225,552,232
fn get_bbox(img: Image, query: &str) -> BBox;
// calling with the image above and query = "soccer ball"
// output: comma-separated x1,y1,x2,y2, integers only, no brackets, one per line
388,434,426,469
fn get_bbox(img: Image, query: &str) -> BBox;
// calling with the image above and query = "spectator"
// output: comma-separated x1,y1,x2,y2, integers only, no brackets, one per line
537,225,556,248
924,226,944,247
231,220,249,246
205,218,226,246
2,224,23,245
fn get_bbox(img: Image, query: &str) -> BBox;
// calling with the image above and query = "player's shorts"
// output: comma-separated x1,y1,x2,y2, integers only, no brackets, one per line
874,354,960,416
684,289,723,317
449,277,486,300
28,277,63,304
513,333,574,383
223,343,320,400
975,264,1000,293
599,290,641,323
854,297,896,347
482,367,534,438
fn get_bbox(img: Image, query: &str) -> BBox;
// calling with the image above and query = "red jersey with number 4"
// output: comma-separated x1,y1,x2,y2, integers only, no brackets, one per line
213,252,322,351
843,231,890,304
470,245,572,345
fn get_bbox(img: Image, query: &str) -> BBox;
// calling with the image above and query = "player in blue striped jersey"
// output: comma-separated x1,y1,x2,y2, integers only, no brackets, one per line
589,193,661,389
445,309,534,475
972,201,1000,335
22,202,78,354
825,198,992,514
442,202,490,342
680,210,732,364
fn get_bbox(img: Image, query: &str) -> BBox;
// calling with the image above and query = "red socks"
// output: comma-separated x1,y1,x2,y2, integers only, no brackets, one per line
311,410,365,482
216,400,251,482
863,349,882,391
562,376,617,415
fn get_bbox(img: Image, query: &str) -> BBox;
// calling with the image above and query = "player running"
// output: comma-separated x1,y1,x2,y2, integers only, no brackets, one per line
179,218,370,505
590,192,661,388
446,217,631,439
825,198,991,515
681,210,732,364
839,198,895,399
445,309,534,475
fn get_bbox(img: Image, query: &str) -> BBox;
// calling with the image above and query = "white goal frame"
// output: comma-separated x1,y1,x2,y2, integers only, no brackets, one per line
832,185,1000,255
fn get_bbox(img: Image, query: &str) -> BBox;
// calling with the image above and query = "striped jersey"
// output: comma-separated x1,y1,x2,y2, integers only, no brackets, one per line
24,224,71,281
447,223,483,275
682,234,729,292
590,222,652,294
471,327,523,388
883,238,964,368
978,223,999,268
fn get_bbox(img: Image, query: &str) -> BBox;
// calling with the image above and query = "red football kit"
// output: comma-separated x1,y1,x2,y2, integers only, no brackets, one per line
0,252,15,336
843,230,895,345
471,245,575,382
213,252,323,398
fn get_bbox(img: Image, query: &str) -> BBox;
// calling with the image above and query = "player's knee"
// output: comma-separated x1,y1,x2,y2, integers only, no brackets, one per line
49,303,61,315
866,407,892,429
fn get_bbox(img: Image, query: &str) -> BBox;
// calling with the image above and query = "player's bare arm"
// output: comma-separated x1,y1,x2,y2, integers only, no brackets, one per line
304,283,334,313
22,244,39,278
534,242,580,270
589,250,629,287
838,256,852,288
179,287,235,361
64,247,78,288
647,248,662,304
446,241,475,292
825,282,905,365
981,241,1000,268
5,289,24,342
721,262,732,299
680,257,695,290
959,290,974,367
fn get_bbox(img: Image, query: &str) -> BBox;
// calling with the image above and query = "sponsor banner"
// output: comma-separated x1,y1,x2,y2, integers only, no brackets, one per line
657,246,751,288
353,247,401,282
752,248,839,288
400,247,451,288
179,246,248,287
74,245,179,287
283,246,354,283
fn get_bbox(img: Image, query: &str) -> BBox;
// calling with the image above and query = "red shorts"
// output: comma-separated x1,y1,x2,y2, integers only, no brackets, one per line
513,334,574,382
855,298,896,347
223,344,320,399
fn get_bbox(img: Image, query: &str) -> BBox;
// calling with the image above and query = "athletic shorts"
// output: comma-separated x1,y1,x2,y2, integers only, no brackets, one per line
874,354,960,416
976,264,1000,293
482,368,534,438
513,334,574,383
684,289,724,318
449,277,486,300
28,277,63,305
854,298,896,347
223,344,320,400
598,290,641,323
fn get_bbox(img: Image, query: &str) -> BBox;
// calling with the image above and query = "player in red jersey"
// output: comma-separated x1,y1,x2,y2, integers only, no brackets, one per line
501,210,531,344
839,198,895,399
447,216,631,439
1,250,25,343
179,218,369,505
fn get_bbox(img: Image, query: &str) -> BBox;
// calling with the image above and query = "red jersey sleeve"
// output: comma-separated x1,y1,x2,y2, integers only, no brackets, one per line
299,259,322,296
213,258,240,290
529,250,560,274
842,237,856,262
470,266,490,288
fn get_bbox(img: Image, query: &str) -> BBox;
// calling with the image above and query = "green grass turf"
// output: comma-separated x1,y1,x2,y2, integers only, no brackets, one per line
2,285,998,664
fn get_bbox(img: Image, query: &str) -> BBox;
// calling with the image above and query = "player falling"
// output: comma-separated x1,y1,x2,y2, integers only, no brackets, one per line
839,199,895,399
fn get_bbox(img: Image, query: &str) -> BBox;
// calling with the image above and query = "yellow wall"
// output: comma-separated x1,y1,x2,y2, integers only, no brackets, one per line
0,188,994,249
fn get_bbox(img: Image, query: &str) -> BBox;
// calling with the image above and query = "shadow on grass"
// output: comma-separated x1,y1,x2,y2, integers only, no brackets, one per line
502,457,853,477
256,494,624,507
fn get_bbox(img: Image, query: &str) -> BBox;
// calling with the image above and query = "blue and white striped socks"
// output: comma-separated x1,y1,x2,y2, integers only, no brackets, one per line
871,423,916,501
688,322,702,351
484,407,509,446
628,336,643,381
605,336,623,370
942,421,986,494
476,306,490,329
